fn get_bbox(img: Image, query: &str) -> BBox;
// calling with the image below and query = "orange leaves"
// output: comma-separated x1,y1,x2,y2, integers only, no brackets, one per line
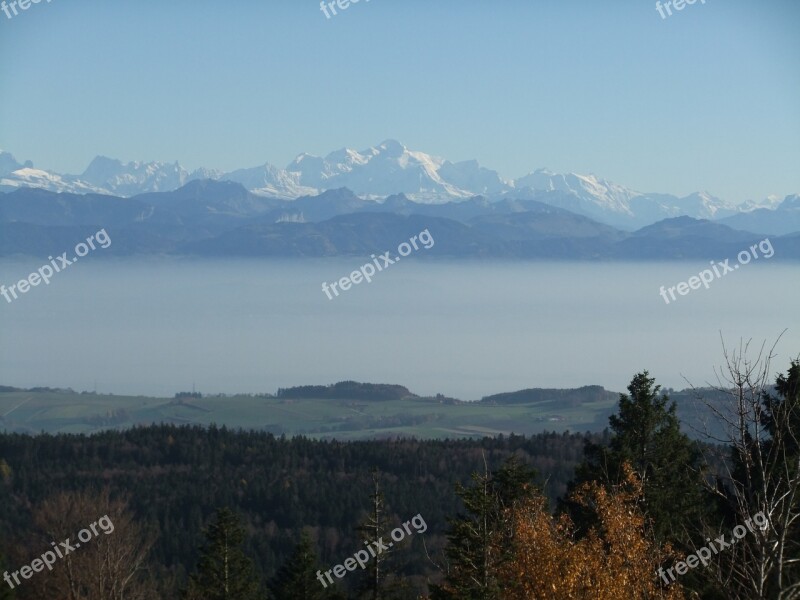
496,463,685,600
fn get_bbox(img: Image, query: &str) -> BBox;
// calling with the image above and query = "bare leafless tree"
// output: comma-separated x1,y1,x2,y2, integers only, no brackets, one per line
690,335,800,600
18,489,157,600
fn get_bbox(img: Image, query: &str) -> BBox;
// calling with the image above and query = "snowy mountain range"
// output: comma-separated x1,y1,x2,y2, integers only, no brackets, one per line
0,142,794,230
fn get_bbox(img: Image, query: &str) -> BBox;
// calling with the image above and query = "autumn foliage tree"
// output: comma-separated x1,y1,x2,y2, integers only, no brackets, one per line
496,463,685,600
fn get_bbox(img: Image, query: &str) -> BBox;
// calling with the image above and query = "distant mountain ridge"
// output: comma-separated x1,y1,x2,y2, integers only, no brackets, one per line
719,194,800,236
2,182,799,259
1,142,795,230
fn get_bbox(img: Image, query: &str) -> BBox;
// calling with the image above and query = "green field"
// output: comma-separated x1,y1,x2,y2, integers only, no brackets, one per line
0,390,618,439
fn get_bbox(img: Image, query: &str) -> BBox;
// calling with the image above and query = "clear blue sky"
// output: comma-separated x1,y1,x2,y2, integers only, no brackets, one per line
1,0,798,202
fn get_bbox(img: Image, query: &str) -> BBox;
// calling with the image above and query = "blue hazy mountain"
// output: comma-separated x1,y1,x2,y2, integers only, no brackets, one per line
1,182,797,259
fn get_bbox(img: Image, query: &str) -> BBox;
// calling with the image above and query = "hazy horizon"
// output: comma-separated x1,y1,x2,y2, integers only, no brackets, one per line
1,257,796,400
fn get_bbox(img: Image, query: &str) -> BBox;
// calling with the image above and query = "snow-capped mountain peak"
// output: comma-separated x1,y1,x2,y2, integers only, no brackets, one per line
0,141,795,230
77,156,190,196
375,138,406,157
284,140,468,201
513,168,640,216
221,162,316,200
780,193,800,210
0,150,33,176
740,194,786,212
0,167,107,195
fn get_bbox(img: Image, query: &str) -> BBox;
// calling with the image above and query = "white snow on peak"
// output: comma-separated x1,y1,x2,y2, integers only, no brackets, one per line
740,194,785,212
514,169,640,216
1,142,793,229
0,167,109,195
222,162,317,200
283,140,473,201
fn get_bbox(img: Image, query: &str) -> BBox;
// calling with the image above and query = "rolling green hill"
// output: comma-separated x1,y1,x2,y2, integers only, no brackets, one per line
0,384,617,439
0,381,733,440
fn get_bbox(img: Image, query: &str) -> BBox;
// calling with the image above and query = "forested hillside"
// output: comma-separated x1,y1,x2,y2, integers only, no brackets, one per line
0,428,597,597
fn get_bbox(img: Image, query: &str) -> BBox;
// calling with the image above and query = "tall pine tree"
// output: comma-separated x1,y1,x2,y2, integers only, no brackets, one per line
268,532,345,600
354,468,412,600
431,455,537,600
184,508,261,600
569,371,705,543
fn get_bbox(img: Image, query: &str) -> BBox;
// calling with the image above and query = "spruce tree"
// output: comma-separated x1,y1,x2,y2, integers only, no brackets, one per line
184,508,261,600
766,359,800,461
431,455,537,600
268,532,344,600
570,371,705,543
355,468,406,600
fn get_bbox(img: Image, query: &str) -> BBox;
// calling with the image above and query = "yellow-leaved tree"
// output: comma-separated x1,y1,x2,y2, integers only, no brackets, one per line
496,463,686,600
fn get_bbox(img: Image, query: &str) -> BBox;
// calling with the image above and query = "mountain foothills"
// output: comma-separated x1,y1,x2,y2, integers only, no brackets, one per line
2,142,799,232
0,382,751,443
2,180,800,259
